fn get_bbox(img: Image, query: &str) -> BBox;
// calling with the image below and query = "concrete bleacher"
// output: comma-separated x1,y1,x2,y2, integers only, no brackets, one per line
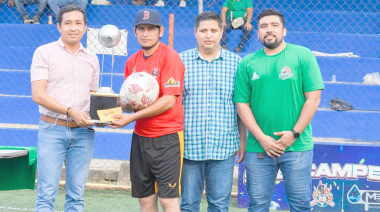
1,3,380,33
0,128,133,160
0,1,379,160
1,24,379,70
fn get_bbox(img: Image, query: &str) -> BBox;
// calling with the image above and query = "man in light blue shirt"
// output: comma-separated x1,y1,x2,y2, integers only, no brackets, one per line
180,11,247,212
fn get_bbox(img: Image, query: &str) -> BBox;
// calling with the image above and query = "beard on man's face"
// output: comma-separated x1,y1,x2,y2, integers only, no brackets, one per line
261,34,283,49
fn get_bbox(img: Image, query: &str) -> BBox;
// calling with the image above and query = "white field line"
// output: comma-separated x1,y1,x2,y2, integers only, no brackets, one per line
0,206,63,212
0,206,35,211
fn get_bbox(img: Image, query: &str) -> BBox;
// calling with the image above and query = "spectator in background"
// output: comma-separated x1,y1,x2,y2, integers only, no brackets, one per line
48,0,87,18
5,0,47,24
2,0,15,7
132,0,186,7
221,0,253,52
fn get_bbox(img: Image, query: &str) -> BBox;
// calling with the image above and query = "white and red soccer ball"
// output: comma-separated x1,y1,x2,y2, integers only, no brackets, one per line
120,72,159,106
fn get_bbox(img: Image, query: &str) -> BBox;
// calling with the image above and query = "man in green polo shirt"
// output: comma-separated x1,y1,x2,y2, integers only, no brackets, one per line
221,0,253,52
234,9,324,212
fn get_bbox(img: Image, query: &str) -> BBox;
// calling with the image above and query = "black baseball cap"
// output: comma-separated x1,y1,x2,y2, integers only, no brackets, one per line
134,9,162,27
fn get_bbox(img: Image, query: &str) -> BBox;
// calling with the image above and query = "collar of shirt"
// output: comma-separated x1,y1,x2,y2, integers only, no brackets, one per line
58,38,88,55
193,46,226,61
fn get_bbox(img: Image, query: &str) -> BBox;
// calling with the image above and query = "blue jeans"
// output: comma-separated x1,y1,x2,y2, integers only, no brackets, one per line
245,151,313,212
48,0,87,17
221,19,252,48
180,155,235,212
14,0,47,17
36,120,95,212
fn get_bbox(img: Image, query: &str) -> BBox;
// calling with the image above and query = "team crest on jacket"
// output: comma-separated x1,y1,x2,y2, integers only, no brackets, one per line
152,68,160,78
279,66,293,80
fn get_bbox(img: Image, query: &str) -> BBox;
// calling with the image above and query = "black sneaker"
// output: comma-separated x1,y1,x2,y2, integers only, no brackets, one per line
221,44,228,50
235,45,243,53
23,16,32,24
32,16,40,24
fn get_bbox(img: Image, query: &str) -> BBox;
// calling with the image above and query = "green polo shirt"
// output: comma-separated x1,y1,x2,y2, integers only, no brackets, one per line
234,43,325,153
223,0,253,20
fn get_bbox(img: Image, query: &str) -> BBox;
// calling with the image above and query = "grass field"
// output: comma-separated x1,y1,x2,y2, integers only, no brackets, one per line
0,187,288,211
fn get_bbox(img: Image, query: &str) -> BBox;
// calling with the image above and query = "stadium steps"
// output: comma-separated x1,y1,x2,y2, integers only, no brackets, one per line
1,76,379,140
0,23,379,72
0,95,136,128
2,52,379,83
321,83,380,111
0,108,379,159
317,57,380,83
0,69,125,95
0,3,379,151
312,109,380,141
1,3,379,34
1,69,380,110
0,127,133,160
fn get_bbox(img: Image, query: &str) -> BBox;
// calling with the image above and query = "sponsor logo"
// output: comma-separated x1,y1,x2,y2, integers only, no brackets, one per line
311,180,335,207
152,68,160,78
252,72,260,80
347,184,380,211
164,77,180,87
274,163,380,181
168,183,177,188
279,66,293,80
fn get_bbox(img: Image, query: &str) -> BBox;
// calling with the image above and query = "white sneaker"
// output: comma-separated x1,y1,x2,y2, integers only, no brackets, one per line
179,0,186,7
155,0,165,6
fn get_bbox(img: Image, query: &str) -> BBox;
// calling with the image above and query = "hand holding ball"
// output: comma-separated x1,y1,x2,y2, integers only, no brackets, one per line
120,72,159,108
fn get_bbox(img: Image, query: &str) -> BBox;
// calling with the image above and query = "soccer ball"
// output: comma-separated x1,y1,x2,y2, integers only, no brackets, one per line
120,72,159,106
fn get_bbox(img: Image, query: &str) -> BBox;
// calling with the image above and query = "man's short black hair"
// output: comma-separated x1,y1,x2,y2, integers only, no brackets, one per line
58,4,87,25
257,9,285,27
195,11,222,30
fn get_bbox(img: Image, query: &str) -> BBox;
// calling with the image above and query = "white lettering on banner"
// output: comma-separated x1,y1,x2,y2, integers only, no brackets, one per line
352,164,369,179
330,163,352,179
368,165,380,182
276,163,380,182
314,163,333,178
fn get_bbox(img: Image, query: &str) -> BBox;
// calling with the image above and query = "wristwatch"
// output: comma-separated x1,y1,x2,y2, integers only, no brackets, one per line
291,129,300,139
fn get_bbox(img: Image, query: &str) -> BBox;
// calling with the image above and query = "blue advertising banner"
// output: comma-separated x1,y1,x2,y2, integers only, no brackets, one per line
237,142,380,211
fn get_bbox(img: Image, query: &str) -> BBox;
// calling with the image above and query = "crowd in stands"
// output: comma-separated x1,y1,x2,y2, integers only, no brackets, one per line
132,0,186,7
221,0,253,52
1,0,251,52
